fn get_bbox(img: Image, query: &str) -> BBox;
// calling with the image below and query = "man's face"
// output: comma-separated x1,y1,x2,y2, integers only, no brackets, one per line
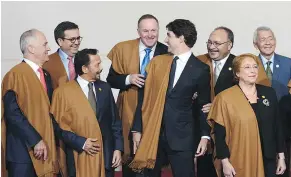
31,31,51,64
58,28,81,57
207,29,232,61
138,18,159,48
164,30,181,55
254,30,276,58
85,54,102,81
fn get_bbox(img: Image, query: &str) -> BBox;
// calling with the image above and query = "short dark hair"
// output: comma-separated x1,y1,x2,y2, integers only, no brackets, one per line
74,48,98,76
214,26,234,48
137,14,159,28
54,21,79,45
166,19,197,48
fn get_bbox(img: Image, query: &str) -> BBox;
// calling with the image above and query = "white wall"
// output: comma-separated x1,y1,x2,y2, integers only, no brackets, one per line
2,1,291,98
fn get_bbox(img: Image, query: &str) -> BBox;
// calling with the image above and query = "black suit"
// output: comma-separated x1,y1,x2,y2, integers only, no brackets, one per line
107,41,168,177
3,67,53,177
197,53,236,177
134,54,211,177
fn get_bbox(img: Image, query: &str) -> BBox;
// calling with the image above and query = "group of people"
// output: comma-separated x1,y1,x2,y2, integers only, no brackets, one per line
1,13,291,177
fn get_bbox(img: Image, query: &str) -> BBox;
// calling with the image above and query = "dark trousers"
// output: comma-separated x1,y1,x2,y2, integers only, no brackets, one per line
146,136,195,177
7,162,37,177
106,168,114,177
264,157,277,177
197,153,217,177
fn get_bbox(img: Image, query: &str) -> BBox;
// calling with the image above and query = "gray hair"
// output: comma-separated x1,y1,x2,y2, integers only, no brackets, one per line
253,26,276,44
19,29,38,54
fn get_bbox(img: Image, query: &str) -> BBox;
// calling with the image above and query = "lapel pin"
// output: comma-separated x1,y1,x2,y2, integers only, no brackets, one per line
262,98,269,106
228,67,232,71
99,88,102,91
276,64,279,68
262,95,265,99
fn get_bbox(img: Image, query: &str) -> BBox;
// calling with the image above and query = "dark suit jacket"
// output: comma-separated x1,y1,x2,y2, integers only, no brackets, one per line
214,54,236,95
133,54,211,151
63,79,123,174
3,66,53,163
106,41,168,133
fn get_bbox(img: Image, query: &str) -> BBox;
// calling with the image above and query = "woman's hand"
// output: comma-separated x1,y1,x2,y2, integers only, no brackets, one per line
222,158,236,177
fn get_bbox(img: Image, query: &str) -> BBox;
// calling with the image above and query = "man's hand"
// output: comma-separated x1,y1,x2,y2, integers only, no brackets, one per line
33,140,48,161
195,138,208,157
129,74,145,88
112,150,122,168
132,132,142,154
276,159,286,175
222,158,236,177
83,138,100,156
201,103,212,113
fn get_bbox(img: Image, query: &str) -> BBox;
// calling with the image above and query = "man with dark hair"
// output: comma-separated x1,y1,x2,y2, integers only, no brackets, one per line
130,19,211,177
106,14,168,177
50,48,123,177
196,26,236,177
43,21,82,89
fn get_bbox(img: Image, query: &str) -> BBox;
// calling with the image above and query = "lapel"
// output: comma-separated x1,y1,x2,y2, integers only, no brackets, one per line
215,54,234,88
272,53,280,84
171,54,196,93
153,42,165,57
94,80,103,121
255,84,267,122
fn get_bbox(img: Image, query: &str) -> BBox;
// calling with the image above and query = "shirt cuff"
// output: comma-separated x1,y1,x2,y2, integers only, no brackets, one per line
82,142,86,150
201,136,210,140
125,75,131,85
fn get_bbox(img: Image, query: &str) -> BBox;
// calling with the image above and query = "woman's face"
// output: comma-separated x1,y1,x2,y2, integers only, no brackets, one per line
236,57,259,85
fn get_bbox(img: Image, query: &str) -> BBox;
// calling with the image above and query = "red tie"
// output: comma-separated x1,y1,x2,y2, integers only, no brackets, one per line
68,56,76,80
37,67,47,92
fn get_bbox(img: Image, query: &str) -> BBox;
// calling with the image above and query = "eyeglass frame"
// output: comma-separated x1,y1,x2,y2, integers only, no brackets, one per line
206,40,230,48
61,36,83,43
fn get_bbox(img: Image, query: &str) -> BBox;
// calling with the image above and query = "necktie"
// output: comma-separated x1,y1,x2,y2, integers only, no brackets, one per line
140,48,152,76
88,82,97,114
214,60,222,85
266,61,272,81
68,56,76,80
37,67,47,92
168,56,179,91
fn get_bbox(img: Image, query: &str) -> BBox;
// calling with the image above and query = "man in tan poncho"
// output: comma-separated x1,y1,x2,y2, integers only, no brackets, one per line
51,48,123,177
1,29,58,177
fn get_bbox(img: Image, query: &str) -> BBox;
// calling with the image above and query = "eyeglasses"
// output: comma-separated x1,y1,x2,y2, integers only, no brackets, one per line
240,65,259,71
62,36,83,43
206,41,229,48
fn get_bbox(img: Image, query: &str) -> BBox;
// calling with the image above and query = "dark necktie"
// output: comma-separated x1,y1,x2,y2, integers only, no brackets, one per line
168,56,179,92
88,82,97,114
266,61,272,81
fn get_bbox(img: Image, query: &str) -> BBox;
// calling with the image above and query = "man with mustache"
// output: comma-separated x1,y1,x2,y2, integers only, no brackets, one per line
106,14,168,177
50,48,123,177
253,26,291,177
43,21,82,89
196,26,236,177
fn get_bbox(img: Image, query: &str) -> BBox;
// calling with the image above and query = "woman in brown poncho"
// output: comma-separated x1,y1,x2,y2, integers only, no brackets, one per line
207,53,286,177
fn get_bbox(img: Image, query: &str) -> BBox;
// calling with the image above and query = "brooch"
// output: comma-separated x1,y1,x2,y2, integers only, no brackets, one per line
262,98,269,106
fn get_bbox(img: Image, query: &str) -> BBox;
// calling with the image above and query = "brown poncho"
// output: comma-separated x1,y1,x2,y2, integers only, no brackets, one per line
1,62,58,177
207,85,265,177
50,81,105,177
128,54,173,171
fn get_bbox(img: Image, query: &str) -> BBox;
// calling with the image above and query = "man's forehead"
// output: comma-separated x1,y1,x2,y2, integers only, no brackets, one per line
64,29,80,36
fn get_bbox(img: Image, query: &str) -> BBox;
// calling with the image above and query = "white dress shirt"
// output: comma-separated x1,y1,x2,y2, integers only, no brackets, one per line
76,76,97,149
172,51,210,140
125,40,157,85
260,54,274,73
211,54,230,73
23,58,41,80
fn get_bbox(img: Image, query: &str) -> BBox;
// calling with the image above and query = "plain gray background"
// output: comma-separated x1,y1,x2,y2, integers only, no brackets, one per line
2,1,291,98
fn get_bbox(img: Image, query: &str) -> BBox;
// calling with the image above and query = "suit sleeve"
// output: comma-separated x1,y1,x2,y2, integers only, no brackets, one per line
108,85,124,152
106,65,130,90
131,89,143,133
196,66,211,137
3,90,41,148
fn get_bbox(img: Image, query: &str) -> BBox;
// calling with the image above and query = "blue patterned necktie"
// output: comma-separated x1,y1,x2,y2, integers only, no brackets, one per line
140,48,151,76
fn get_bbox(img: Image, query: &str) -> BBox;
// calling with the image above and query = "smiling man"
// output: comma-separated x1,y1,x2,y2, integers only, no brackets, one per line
106,14,168,177
43,21,82,89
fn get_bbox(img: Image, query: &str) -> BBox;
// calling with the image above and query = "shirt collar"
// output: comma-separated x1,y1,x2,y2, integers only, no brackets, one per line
23,58,40,72
77,75,90,90
139,39,157,53
260,54,274,65
174,50,192,63
58,48,70,60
